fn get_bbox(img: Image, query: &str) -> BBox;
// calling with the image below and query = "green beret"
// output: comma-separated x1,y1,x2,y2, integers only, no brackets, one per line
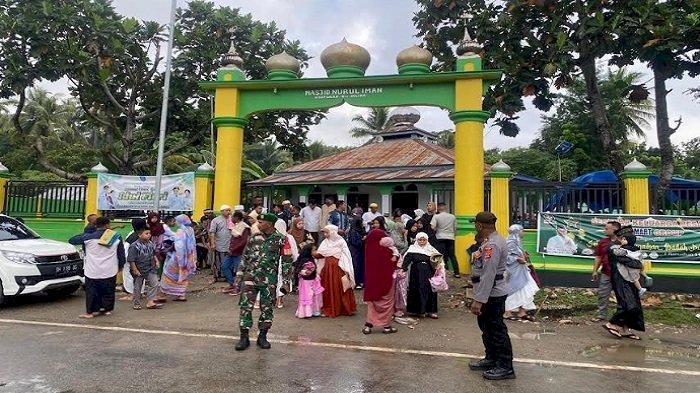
259,212,278,223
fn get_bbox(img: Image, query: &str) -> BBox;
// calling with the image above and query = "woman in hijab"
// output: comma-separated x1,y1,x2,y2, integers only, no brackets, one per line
388,211,409,255
363,217,399,334
346,217,366,289
160,214,197,301
288,217,315,251
604,226,645,340
402,232,441,318
313,224,357,317
504,224,539,321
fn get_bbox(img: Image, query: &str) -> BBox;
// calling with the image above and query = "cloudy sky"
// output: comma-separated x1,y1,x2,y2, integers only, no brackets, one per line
47,0,700,150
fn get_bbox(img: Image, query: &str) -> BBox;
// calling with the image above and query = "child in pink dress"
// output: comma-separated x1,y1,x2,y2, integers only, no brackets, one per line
295,245,324,318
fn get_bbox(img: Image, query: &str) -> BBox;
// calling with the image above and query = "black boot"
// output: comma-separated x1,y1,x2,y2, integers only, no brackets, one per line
468,358,496,371
257,328,271,349
235,329,250,351
483,367,516,380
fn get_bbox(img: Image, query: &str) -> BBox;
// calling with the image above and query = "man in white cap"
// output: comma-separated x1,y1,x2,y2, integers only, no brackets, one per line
362,202,382,232
208,205,233,286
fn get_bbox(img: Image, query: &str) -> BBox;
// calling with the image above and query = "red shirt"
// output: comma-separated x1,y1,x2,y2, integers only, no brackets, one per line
596,237,612,276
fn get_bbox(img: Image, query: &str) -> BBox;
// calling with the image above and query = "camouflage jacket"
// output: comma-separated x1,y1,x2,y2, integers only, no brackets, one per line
237,231,293,285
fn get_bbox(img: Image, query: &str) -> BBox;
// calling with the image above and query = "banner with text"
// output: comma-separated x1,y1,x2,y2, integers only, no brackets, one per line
96,173,195,211
537,212,700,264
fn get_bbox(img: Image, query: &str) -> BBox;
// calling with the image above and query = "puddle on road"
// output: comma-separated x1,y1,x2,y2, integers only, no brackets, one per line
581,342,700,368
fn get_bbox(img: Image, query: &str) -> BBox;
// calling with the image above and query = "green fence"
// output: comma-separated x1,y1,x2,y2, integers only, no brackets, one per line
2,181,86,219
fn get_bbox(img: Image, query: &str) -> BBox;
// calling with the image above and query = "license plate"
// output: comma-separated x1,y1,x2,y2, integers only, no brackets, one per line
55,263,79,276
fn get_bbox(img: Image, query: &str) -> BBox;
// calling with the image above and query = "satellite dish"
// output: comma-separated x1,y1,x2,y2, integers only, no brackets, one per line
555,141,574,156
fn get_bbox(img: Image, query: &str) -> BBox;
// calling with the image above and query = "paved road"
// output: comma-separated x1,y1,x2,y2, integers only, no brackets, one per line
1,322,698,393
1,288,698,393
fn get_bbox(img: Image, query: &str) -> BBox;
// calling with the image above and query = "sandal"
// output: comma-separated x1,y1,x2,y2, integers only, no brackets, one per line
603,324,622,339
146,304,163,310
382,326,398,334
505,316,520,321
428,313,439,319
132,305,142,310
78,313,96,319
622,333,641,341
173,297,187,302
520,315,535,322
362,326,372,335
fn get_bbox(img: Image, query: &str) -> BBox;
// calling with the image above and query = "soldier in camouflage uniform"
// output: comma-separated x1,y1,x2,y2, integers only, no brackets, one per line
235,213,293,350
467,211,516,380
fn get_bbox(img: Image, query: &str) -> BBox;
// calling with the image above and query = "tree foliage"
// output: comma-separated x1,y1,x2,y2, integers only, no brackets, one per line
350,107,390,137
0,0,321,178
413,0,690,172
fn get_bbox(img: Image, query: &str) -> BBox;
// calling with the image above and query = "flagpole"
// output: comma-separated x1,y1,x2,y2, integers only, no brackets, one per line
153,0,177,211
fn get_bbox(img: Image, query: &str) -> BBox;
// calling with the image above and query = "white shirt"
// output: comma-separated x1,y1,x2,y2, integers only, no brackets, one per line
300,206,322,232
362,211,382,232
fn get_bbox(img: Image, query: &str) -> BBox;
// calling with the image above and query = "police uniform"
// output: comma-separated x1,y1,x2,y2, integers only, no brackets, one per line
235,213,293,350
469,212,515,379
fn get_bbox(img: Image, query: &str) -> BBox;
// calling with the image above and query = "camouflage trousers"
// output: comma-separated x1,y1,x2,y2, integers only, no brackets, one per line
238,282,276,331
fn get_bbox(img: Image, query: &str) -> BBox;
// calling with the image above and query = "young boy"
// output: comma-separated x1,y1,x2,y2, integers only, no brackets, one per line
127,228,163,310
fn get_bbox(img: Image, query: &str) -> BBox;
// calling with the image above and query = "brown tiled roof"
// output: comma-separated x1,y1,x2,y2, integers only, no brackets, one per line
248,138,491,186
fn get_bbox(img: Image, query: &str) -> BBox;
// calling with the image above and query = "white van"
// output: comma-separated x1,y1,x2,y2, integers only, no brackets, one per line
0,214,84,305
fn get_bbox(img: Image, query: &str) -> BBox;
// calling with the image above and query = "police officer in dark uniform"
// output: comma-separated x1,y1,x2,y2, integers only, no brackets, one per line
468,211,516,380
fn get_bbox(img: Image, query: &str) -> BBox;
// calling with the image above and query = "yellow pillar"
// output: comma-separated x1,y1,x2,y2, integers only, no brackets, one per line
85,163,107,221
450,55,491,274
212,87,247,209
0,162,9,214
621,158,651,214
489,160,512,237
193,163,215,218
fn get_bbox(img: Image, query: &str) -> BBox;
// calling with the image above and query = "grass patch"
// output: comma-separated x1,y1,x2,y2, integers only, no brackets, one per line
644,301,700,326
533,287,700,328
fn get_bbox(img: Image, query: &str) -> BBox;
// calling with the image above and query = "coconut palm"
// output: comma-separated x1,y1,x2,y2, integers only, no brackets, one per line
243,139,294,179
350,107,390,138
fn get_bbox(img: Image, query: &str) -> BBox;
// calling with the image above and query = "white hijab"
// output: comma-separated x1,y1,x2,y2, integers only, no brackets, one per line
316,224,356,288
404,232,441,257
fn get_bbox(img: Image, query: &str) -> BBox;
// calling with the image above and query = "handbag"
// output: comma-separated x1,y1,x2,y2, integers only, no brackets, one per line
429,263,449,293
341,275,353,292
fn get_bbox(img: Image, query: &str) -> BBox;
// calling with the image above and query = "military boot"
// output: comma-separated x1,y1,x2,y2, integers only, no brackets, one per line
235,329,250,351
483,367,516,380
256,328,271,349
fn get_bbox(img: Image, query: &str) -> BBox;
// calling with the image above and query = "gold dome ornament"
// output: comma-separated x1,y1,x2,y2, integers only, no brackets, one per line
217,27,246,82
396,45,433,75
320,38,371,78
265,51,301,80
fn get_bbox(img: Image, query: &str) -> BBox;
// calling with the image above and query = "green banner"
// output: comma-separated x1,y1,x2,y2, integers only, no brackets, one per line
537,212,700,264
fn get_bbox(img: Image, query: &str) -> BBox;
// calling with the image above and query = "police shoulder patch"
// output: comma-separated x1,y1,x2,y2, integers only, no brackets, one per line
483,245,494,262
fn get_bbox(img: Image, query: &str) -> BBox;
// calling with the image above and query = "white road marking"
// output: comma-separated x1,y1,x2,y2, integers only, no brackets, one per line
1,318,698,377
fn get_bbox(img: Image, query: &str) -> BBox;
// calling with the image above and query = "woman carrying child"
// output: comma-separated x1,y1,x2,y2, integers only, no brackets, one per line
604,225,645,340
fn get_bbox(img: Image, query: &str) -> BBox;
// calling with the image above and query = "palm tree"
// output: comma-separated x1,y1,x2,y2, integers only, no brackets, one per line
602,69,655,139
350,107,390,138
243,139,294,178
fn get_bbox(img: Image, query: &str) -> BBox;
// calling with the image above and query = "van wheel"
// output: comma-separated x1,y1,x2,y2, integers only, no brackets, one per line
47,284,81,299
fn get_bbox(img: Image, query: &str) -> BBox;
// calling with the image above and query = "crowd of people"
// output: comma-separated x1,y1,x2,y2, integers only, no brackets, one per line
67,198,648,380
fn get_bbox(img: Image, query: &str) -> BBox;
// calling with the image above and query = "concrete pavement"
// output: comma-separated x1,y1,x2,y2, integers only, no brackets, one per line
0,280,699,393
